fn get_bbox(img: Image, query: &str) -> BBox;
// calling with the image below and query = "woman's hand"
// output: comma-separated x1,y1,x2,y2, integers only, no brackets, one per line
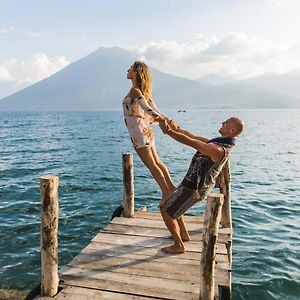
156,116,164,123
166,118,180,131
159,119,170,134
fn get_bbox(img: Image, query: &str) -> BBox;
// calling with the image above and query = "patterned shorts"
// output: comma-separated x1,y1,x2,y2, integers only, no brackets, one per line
160,185,201,219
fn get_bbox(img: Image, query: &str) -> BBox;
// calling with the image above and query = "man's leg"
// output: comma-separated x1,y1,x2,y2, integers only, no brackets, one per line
177,216,191,241
160,209,185,254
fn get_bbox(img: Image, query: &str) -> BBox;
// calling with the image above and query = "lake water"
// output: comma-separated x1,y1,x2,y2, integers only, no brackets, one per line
0,110,299,299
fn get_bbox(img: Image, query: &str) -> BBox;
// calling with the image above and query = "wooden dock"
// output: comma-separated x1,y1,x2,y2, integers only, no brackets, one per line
35,209,231,300
35,154,232,300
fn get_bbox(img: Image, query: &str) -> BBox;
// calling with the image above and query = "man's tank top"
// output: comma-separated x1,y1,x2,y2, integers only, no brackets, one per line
181,137,235,199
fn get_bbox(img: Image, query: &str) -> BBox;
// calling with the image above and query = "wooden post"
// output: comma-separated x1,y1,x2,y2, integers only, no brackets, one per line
219,161,232,299
40,175,59,297
199,193,224,300
122,153,134,217
219,160,232,266
219,160,232,230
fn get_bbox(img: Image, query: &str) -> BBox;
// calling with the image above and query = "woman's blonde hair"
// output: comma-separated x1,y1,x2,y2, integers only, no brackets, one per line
132,61,152,101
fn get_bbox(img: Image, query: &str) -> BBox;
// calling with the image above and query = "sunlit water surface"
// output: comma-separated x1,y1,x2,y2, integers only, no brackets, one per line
0,110,299,299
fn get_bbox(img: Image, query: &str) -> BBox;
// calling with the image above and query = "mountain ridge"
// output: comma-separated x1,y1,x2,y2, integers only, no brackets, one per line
0,47,299,110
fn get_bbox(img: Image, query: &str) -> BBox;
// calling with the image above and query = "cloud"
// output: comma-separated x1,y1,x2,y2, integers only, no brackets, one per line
130,33,300,79
202,33,248,55
0,26,17,34
0,26,51,38
0,53,69,98
269,0,298,8
0,66,14,81
26,30,52,38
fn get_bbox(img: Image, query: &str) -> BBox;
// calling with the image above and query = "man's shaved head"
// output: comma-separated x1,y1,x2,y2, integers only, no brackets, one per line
230,117,245,136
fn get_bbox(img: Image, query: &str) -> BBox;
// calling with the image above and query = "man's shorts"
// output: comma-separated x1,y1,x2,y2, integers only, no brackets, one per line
160,185,201,219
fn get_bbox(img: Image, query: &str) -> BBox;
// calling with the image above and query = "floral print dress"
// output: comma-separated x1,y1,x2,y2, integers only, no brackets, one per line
122,95,166,149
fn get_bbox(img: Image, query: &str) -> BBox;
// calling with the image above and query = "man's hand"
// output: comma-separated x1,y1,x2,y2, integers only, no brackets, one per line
168,119,179,131
159,119,170,134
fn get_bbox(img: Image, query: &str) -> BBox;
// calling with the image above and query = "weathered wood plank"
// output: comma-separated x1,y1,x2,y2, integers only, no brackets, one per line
84,241,229,264
132,211,204,224
112,216,203,230
94,231,228,255
60,267,199,300
59,252,229,288
55,286,159,300
131,212,231,234
103,223,203,241
74,249,230,273
107,220,231,244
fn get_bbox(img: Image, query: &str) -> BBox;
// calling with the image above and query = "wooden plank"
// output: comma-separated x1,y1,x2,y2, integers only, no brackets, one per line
59,249,230,287
62,256,201,282
118,216,203,229
94,231,227,255
131,212,231,236
132,211,204,224
73,246,230,270
102,223,203,241
60,267,199,300
54,286,159,300
84,241,229,264
107,220,230,244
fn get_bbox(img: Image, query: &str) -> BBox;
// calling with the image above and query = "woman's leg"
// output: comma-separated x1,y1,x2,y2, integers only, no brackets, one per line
135,146,171,200
150,146,176,192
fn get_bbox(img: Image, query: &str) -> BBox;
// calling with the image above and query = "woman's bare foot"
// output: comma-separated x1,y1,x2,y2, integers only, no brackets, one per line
180,230,191,242
161,244,185,254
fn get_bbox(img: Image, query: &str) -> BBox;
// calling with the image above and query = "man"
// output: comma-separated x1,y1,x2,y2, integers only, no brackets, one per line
159,117,245,254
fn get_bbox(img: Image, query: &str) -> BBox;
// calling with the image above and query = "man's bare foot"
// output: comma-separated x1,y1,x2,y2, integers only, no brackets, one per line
161,244,185,254
180,230,191,242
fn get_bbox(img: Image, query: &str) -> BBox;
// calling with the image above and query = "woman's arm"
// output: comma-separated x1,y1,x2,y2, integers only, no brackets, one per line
129,88,165,120
148,98,168,119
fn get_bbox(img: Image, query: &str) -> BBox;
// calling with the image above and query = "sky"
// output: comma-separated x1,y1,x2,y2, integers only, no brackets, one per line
1,0,300,98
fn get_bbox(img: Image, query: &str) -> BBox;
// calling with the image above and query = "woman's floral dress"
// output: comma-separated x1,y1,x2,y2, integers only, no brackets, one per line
122,95,166,149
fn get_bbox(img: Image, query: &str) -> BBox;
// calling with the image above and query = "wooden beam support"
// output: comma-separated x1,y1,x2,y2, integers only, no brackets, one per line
122,153,134,217
40,175,59,297
199,193,224,300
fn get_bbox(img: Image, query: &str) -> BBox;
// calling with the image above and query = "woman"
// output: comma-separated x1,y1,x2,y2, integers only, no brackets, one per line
122,61,175,204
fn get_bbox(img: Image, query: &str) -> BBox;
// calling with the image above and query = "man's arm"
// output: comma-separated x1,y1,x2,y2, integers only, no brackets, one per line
177,127,208,142
160,120,224,163
164,118,208,142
